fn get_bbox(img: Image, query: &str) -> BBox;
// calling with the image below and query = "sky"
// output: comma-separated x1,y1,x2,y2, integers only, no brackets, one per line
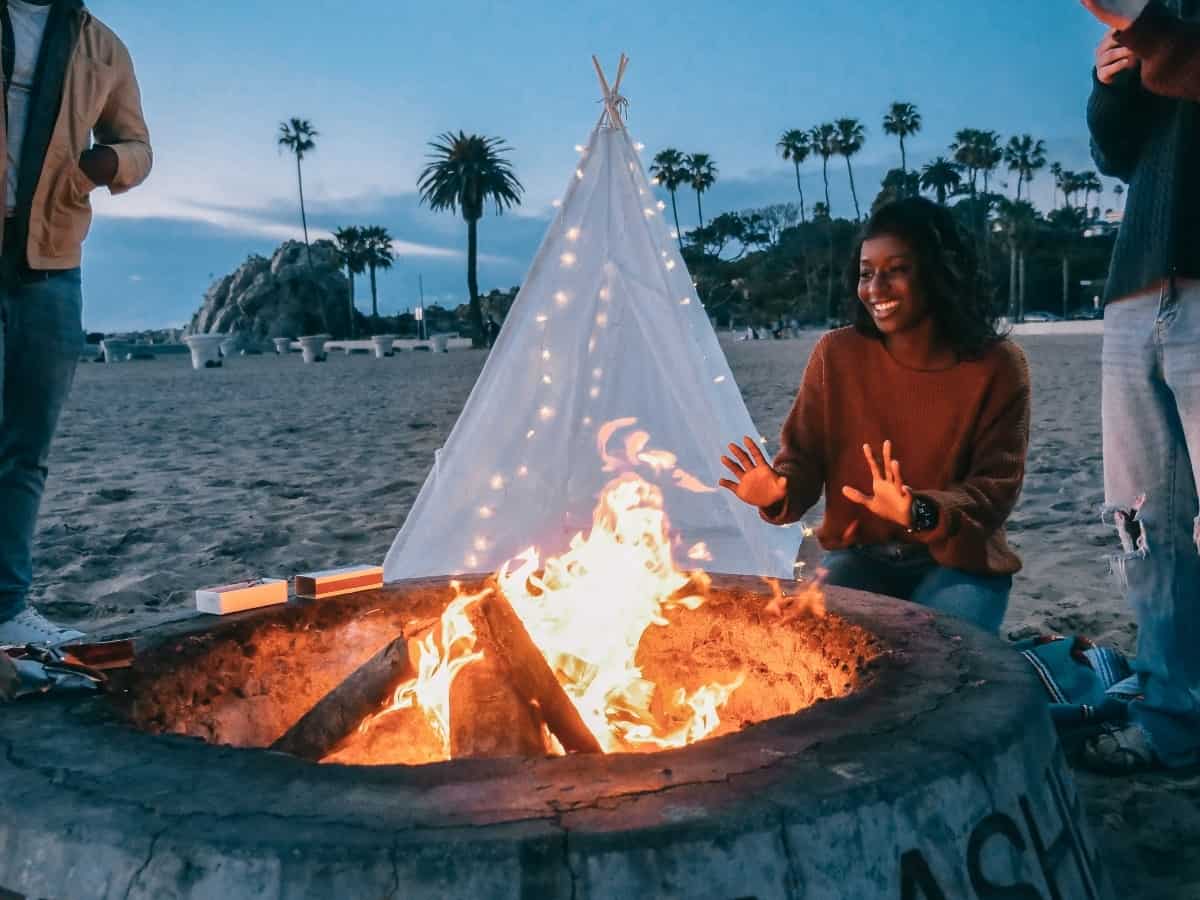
81,1,1112,332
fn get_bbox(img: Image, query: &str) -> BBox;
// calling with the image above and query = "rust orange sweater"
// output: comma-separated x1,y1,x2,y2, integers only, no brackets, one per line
761,328,1031,576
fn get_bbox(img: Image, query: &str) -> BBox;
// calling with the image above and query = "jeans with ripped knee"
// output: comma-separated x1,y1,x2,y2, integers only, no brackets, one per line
1103,280,1200,767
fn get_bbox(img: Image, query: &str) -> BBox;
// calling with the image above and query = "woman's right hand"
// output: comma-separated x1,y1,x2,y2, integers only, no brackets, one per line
719,436,787,508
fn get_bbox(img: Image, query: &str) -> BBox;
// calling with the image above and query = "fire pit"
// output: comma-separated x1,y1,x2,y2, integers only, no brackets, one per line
0,575,1110,899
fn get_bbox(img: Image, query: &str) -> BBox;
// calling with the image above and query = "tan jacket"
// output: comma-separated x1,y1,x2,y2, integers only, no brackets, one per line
0,7,152,269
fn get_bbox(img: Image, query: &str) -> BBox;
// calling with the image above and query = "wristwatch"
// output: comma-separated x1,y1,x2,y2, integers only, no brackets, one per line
908,494,940,533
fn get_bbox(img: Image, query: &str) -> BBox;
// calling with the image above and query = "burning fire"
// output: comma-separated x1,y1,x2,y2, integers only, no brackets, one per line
362,419,797,760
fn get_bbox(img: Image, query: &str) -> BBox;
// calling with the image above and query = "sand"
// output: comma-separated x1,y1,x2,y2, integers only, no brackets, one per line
27,333,1199,898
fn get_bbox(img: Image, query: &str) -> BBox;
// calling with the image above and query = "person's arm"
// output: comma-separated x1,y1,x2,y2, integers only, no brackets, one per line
1088,30,1153,181
1117,1,1200,100
760,337,828,525
907,345,1031,552
86,36,152,193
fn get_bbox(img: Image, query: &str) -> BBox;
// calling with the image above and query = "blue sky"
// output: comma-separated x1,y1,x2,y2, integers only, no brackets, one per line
84,1,1111,332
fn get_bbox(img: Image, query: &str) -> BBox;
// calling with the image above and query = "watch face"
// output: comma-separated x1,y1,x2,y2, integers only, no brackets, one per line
912,497,938,532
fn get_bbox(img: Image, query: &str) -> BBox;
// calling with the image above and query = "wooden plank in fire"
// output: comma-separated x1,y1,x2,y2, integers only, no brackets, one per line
269,633,415,762
477,585,603,755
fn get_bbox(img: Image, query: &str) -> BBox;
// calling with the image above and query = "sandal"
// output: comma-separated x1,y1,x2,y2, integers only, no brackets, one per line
1079,723,1162,775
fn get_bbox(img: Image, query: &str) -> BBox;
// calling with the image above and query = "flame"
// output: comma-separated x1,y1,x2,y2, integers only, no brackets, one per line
496,472,737,752
365,418,748,759
359,582,488,754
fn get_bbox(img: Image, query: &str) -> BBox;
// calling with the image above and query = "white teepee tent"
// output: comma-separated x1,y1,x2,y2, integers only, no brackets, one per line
384,56,800,581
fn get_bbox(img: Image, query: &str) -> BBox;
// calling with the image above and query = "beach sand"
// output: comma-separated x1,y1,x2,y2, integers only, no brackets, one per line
30,334,1199,898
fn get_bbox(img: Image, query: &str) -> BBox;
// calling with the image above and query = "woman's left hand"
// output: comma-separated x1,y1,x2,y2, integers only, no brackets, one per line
841,441,914,528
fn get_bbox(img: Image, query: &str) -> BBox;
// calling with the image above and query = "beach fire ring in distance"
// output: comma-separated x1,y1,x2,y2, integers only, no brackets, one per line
0,575,1110,899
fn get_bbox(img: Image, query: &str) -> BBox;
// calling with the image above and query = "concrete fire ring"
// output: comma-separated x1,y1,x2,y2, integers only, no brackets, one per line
0,576,1111,900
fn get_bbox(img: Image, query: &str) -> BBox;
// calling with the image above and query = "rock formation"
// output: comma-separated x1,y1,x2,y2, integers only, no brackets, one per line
186,240,352,342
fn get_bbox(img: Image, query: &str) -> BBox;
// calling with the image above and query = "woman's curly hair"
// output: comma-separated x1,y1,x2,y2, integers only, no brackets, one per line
845,196,1006,360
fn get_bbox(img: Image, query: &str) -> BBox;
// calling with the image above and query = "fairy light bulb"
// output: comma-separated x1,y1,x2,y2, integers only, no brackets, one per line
490,474,505,490
575,144,585,153
554,290,570,306
526,429,536,439
656,200,666,210
542,374,552,384
541,349,551,361
566,226,580,241
589,386,600,398
539,405,555,420
592,367,603,378
517,465,529,477
535,313,548,323
665,259,676,270
680,297,691,305
714,375,726,383
473,536,490,552
560,252,577,267
478,506,494,519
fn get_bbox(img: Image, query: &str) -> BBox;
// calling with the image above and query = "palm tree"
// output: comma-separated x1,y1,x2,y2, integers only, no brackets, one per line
685,153,718,227
995,199,1040,321
333,225,369,338
1048,206,1086,317
978,131,1003,196
882,102,921,176
834,118,866,220
951,128,986,196
649,148,689,244
1050,162,1064,209
920,157,961,205
277,118,318,268
809,124,838,217
1080,171,1103,217
417,131,523,347
361,225,395,320
1003,134,1047,201
776,129,811,222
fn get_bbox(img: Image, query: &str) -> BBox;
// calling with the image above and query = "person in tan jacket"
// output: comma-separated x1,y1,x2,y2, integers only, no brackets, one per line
0,0,151,647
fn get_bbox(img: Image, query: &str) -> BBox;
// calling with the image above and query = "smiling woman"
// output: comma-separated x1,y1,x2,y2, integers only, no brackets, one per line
719,197,1030,634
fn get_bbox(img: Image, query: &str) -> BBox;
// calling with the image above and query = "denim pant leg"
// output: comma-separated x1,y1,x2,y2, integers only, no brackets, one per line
1103,286,1200,766
820,549,930,600
909,566,1012,634
0,269,83,622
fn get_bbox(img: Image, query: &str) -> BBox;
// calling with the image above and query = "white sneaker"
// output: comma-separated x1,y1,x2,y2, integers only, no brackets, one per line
0,608,86,647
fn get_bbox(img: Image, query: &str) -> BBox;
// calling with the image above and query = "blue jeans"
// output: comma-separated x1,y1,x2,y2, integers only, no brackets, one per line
1102,282,1200,767
821,546,1011,634
0,267,83,623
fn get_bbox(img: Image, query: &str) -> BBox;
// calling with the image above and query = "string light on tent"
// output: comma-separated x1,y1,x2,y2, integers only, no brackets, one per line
575,144,585,152
582,416,592,426
473,536,490,552
665,259,676,270
576,168,585,180
680,298,691,305
526,429,536,439
465,553,479,568
670,229,678,239
656,200,666,210
560,252,577,266
595,312,608,326
566,227,581,241
554,290,570,306
541,349,552,361
592,367,603,378
478,506,494,519
598,287,610,300
539,405,556,420
643,208,656,218
587,337,597,353
535,313,548,323
517,465,529,477
638,187,646,196
635,142,645,150
490,474,505,490
650,176,660,185
714,375,726,384
542,374,553,384
589,386,601,398
552,199,562,208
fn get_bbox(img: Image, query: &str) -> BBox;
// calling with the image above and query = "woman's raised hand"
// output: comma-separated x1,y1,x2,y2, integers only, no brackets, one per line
719,436,787,508
841,440,914,528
